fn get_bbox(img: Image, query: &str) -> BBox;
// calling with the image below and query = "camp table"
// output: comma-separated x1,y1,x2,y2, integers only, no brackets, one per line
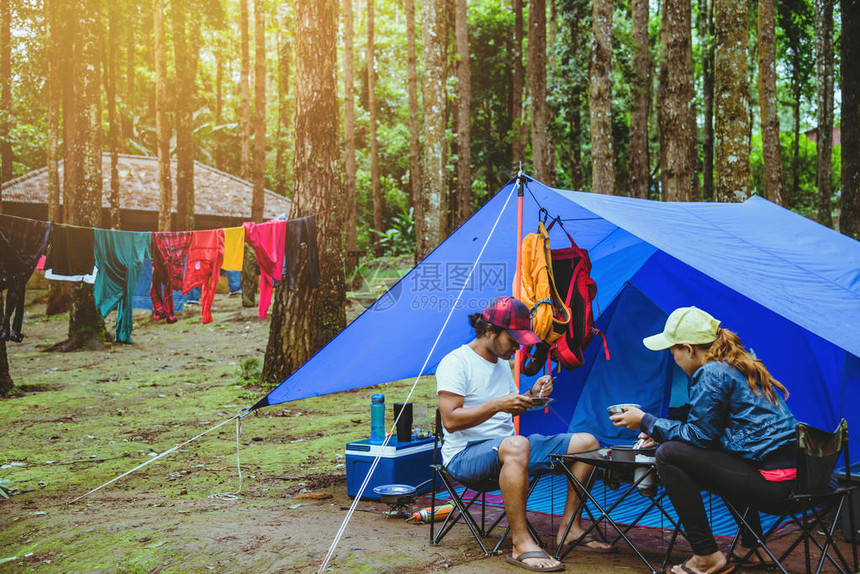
550,448,685,574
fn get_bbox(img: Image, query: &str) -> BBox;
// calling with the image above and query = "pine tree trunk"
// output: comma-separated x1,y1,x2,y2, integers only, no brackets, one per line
59,0,107,351
240,0,251,180
60,2,78,223
154,0,172,231
590,0,614,194
815,0,834,225
106,0,121,228
629,0,649,199
344,0,358,269
262,0,346,383
417,0,447,260
406,0,420,215
367,0,382,255
454,0,471,225
251,0,265,223
713,0,750,201
46,0,61,222
0,0,12,183
527,0,549,181
123,7,135,152
758,0,786,206
701,0,715,201
841,0,860,239
215,38,224,171
659,0,694,202
276,18,291,195
511,0,525,165
174,0,195,231
0,294,13,395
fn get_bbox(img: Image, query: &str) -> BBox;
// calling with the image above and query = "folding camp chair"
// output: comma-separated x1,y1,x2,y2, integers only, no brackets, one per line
725,419,859,574
428,409,546,556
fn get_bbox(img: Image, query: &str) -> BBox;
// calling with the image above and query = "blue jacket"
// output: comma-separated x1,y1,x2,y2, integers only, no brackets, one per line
640,361,797,464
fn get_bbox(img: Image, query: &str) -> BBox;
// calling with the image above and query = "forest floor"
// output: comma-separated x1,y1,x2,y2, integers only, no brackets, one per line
0,266,855,573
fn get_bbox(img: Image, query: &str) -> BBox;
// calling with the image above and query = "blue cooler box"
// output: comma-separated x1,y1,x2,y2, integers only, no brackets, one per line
345,437,438,500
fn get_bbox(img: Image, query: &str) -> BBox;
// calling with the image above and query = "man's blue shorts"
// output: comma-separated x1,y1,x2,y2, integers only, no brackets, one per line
446,433,574,484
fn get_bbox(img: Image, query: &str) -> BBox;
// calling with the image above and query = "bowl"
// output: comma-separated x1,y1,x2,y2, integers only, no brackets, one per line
373,484,418,506
531,397,552,407
608,445,657,462
607,403,641,414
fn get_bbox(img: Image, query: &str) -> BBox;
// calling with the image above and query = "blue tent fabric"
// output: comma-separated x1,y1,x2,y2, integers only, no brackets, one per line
254,176,860,448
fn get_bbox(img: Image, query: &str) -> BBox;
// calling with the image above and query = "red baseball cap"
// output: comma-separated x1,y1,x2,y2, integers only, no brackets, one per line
482,296,542,346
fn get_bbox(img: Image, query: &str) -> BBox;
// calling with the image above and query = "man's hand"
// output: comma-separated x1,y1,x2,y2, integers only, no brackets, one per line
609,406,645,430
495,392,533,415
527,374,554,398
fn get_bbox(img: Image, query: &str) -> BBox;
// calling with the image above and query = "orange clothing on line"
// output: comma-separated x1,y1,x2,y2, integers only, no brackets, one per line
221,226,245,271
182,229,225,324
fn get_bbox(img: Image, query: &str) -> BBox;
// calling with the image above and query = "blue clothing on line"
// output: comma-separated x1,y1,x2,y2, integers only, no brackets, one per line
93,229,151,344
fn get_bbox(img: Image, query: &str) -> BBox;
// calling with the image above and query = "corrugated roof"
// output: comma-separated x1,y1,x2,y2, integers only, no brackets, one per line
1,153,291,220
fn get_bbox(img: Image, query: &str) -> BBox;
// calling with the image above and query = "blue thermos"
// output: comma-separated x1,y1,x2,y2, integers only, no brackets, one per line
370,394,385,444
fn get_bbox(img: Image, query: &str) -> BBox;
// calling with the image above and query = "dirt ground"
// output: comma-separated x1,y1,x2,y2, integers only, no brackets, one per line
0,281,857,573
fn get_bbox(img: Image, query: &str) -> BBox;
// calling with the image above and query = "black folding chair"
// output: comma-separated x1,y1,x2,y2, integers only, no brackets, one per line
428,409,546,556
726,419,858,574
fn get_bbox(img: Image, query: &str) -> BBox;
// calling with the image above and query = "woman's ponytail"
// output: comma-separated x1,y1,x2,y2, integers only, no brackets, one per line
702,328,789,404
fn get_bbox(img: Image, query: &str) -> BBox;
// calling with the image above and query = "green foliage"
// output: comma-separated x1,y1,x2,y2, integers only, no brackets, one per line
370,206,415,257
239,357,262,385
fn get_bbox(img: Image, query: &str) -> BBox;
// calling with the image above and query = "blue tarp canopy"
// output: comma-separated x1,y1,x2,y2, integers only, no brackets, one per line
252,176,860,447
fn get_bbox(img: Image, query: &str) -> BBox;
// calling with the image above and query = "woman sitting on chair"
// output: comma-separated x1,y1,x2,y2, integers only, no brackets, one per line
610,306,797,574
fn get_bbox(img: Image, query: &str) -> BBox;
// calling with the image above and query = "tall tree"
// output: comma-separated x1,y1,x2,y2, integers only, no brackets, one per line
46,0,60,222
814,0,834,226
417,0,447,259
367,0,382,255
215,35,225,171
174,0,195,231
758,0,786,206
123,6,135,151
154,0,172,231
275,11,291,194
658,0,695,201
713,0,750,201
344,0,357,268
842,0,860,239
454,0,471,224
511,0,525,165
700,0,715,200
239,0,251,180
528,0,550,181
60,2,78,222
105,0,121,228
406,0,421,212
589,0,614,194
251,0,265,223
629,0,649,199
61,0,107,350
262,0,346,382
0,0,12,183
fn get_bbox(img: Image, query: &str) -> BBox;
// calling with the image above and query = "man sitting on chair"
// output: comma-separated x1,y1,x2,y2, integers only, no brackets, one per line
436,296,611,572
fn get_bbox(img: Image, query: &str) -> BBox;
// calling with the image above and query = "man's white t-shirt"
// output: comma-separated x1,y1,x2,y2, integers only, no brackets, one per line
435,344,517,465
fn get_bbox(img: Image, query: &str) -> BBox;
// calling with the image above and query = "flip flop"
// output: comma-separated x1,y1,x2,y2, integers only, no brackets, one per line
671,560,737,574
559,534,615,555
505,550,565,572
729,551,778,570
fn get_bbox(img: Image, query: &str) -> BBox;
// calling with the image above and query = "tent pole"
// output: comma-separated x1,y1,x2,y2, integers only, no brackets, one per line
513,172,525,434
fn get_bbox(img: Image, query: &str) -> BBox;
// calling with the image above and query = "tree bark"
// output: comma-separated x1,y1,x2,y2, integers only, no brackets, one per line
454,0,471,224
262,0,346,383
758,0,786,206
659,0,694,201
629,0,649,199
46,0,61,222
60,0,107,351
106,0,121,228
417,0,447,260
511,0,525,166
713,0,750,201
0,0,12,183
841,0,860,239
275,14,291,195
0,293,13,395
240,0,251,180
344,0,358,268
251,0,265,223
701,0,715,201
527,0,549,181
173,0,195,231
123,6,135,152
215,37,225,172
60,2,78,223
154,0,172,231
590,0,614,194
367,0,382,255
815,0,834,226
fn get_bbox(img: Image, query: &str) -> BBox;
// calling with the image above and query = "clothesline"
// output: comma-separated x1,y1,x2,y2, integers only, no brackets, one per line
0,211,322,345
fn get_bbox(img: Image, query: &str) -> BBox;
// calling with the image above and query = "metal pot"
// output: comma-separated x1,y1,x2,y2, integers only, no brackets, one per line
609,445,657,462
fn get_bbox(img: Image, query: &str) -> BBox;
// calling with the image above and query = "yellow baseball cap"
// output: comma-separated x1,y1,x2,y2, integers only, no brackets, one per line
643,306,721,351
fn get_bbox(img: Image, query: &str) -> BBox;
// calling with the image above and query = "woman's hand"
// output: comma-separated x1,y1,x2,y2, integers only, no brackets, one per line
609,406,645,430
528,374,554,398
636,432,658,448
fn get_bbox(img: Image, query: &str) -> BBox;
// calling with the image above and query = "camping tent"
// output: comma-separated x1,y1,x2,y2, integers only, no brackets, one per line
251,175,860,452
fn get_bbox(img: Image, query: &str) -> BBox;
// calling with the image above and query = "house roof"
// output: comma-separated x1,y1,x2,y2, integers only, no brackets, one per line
1,153,291,222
